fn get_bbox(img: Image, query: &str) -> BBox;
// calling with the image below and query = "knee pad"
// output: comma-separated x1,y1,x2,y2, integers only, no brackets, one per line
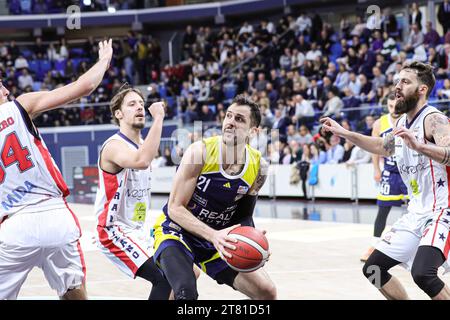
362,250,399,288
411,269,444,298
175,288,198,300
362,261,391,289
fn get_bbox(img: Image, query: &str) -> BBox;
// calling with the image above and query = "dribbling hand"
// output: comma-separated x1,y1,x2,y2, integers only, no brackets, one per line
210,224,240,260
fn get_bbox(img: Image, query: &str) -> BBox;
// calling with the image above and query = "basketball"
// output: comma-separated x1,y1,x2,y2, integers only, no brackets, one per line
225,226,270,273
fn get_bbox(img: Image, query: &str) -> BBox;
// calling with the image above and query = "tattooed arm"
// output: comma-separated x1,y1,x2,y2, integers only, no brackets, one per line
248,157,269,196
424,113,450,165
230,157,269,229
394,113,450,165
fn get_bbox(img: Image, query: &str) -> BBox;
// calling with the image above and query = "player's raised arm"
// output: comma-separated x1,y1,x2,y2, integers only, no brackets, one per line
167,141,240,259
101,101,165,171
320,117,394,157
16,39,113,117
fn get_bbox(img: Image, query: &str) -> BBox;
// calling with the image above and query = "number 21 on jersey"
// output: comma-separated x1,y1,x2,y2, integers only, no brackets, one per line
196,176,211,192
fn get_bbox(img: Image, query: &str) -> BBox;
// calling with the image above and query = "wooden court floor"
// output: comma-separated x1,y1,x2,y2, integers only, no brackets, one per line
17,203,449,300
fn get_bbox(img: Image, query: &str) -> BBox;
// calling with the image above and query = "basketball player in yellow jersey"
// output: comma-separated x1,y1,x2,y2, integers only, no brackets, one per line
153,94,276,300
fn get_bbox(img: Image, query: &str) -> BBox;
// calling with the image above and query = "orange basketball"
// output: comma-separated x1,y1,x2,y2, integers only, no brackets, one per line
225,226,269,273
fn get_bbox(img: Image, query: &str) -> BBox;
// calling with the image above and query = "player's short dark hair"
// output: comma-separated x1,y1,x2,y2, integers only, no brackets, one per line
402,61,435,98
231,94,261,127
110,86,144,126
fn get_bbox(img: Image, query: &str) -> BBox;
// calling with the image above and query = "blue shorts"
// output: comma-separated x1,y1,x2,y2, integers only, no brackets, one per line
376,170,408,207
153,213,230,280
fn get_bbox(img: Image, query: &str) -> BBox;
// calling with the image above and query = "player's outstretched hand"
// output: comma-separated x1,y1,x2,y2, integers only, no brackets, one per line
393,126,420,151
98,38,113,67
211,224,240,260
319,117,347,137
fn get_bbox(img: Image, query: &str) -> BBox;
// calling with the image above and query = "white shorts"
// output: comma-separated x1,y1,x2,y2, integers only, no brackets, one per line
0,207,85,299
376,208,450,271
96,223,153,278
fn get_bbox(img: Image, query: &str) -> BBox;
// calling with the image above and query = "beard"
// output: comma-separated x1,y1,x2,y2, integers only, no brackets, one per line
394,88,420,114
132,122,145,129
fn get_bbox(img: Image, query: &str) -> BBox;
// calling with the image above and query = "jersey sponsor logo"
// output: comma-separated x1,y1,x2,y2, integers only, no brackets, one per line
168,221,182,232
0,117,14,133
1,180,38,211
237,185,249,194
132,202,146,222
409,179,420,196
399,162,428,175
192,192,208,207
125,187,151,200
197,206,237,227
381,231,394,245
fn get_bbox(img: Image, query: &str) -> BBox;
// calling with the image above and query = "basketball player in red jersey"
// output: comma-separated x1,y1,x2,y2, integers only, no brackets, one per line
0,39,112,299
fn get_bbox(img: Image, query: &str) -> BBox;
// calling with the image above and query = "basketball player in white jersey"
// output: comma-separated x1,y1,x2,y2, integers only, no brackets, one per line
360,93,407,262
0,39,113,299
321,61,450,299
93,87,174,299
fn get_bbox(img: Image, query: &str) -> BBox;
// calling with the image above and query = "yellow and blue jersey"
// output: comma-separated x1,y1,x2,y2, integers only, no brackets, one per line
379,114,399,173
162,135,261,229
377,114,408,206
154,136,262,279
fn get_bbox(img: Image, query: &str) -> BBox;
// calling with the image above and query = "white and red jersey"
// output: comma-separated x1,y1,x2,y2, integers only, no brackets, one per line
94,132,152,230
0,100,69,221
395,105,449,216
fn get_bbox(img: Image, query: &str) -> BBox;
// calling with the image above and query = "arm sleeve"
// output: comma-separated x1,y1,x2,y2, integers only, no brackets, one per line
232,195,257,227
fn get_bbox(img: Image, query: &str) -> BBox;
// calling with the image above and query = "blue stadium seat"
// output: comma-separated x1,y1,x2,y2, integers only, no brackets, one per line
223,84,237,102
39,60,52,74
208,104,216,114
9,0,21,14
70,48,84,58
20,0,32,14
330,42,342,56
21,49,33,59
430,79,445,99
28,60,40,74
55,59,67,73
329,42,342,65
32,82,42,91
166,96,175,107
159,85,167,98
72,58,83,70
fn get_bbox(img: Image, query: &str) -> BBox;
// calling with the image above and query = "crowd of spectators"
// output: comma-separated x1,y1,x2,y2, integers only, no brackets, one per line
7,0,150,14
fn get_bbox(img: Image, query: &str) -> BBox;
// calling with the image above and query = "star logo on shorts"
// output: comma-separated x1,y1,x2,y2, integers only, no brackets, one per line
437,179,445,188
439,233,445,241
443,219,450,224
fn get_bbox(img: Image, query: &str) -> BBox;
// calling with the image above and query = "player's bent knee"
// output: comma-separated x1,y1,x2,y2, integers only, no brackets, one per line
411,268,444,298
362,261,390,289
